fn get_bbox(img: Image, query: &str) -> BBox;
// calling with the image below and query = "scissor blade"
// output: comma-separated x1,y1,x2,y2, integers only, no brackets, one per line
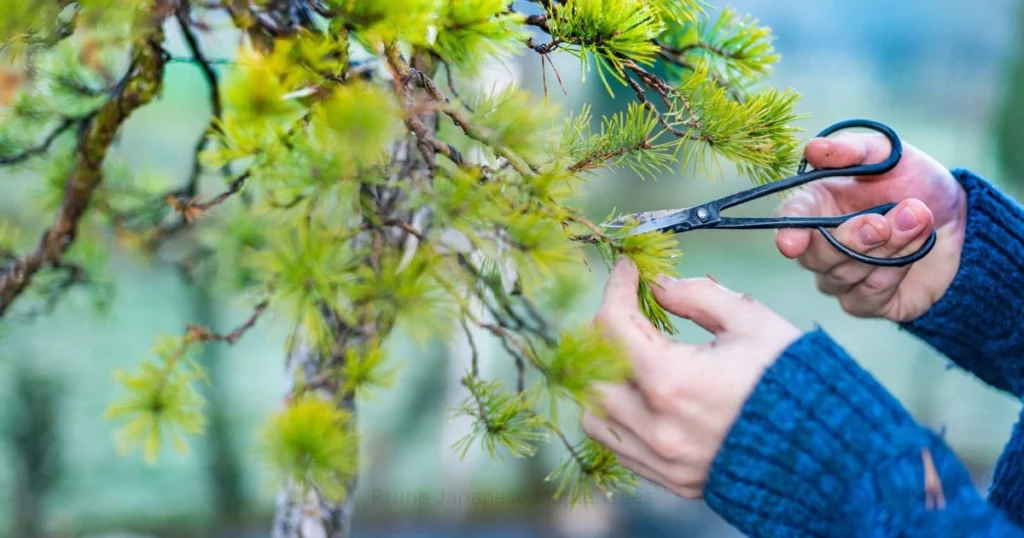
601,208,690,236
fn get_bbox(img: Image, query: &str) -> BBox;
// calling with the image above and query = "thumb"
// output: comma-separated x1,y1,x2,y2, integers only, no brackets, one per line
595,258,662,349
804,132,894,175
774,183,833,259
649,276,767,337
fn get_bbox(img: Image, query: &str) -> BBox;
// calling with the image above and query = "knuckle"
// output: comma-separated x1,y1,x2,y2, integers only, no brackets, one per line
675,485,704,500
838,294,873,318
593,307,617,330
665,464,695,486
646,381,678,412
581,413,600,439
648,423,684,460
858,271,898,295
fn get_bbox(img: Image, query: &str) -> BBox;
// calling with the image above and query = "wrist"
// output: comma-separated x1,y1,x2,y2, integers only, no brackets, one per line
916,175,968,320
900,168,1024,395
703,328,955,535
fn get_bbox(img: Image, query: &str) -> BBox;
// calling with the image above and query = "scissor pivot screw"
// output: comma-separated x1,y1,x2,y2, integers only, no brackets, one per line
696,207,710,221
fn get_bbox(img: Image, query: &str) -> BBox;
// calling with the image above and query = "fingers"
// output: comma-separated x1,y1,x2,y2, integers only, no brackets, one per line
818,199,935,314
774,184,841,261
799,212,891,273
648,276,770,337
583,410,653,464
803,132,893,172
591,382,655,432
774,193,816,259
595,258,662,350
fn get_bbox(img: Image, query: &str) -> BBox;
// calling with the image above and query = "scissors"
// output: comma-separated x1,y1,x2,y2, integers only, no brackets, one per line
603,118,937,268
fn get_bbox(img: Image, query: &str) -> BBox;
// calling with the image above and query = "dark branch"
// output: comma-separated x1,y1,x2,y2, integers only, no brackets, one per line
0,24,168,317
174,1,225,199
5,261,89,324
186,300,269,345
0,117,86,166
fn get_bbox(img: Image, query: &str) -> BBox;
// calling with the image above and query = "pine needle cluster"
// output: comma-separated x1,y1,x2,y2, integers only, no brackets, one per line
0,0,806,526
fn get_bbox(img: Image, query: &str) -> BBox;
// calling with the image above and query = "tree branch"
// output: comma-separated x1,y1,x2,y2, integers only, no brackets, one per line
186,300,269,345
174,0,226,200
0,23,168,317
0,116,88,166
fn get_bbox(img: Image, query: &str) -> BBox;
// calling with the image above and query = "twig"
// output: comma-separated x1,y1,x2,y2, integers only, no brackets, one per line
194,170,251,211
5,261,88,323
405,66,535,177
461,318,480,378
174,0,226,201
0,116,85,166
656,46,744,102
186,300,269,345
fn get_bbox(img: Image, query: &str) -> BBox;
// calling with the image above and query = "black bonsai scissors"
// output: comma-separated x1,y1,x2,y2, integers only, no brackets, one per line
603,118,936,268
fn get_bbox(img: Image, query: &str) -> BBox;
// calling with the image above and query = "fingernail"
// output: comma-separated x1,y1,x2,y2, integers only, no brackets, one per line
856,223,883,247
895,206,919,231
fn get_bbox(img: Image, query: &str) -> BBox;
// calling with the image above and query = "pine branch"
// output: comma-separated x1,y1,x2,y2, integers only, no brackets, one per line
4,260,88,323
173,0,226,201
0,115,89,166
185,300,269,345
406,66,535,176
657,45,742,102
383,43,470,170
0,21,168,317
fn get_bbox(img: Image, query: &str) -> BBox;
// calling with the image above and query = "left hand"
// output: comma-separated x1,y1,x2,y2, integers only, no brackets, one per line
583,259,802,499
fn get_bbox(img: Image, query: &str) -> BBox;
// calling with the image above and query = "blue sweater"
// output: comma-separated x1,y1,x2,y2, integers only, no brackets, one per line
703,168,1024,536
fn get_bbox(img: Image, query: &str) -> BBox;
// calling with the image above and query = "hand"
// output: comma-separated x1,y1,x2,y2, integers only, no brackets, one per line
775,133,967,322
582,259,802,499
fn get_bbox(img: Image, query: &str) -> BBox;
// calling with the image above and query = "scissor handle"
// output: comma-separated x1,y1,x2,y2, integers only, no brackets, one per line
816,203,938,268
795,118,903,178
718,118,904,210
715,202,938,267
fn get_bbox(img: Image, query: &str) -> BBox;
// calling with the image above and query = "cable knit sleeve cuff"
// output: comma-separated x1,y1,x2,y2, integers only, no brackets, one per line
703,328,979,536
900,168,1024,396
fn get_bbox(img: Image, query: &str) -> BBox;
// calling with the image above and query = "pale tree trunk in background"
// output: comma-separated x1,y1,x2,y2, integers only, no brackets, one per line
271,338,359,538
271,52,437,536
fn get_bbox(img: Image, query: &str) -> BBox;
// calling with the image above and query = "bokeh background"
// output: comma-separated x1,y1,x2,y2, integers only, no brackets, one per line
3,0,1024,536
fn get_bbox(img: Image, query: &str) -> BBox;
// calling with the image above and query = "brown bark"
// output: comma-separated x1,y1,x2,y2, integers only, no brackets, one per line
0,22,168,316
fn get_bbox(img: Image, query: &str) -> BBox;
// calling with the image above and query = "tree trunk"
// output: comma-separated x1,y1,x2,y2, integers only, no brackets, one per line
271,338,359,538
271,51,438,536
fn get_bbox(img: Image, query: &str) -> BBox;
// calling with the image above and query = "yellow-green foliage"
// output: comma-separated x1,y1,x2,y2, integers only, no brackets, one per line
104,336,207,463
0,0,806,512
432,0,528,72
450,376,550,461
547,0,665,90
261,395,358,501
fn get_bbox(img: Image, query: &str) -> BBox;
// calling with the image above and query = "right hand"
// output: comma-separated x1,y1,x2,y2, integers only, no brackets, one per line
775,132,968,323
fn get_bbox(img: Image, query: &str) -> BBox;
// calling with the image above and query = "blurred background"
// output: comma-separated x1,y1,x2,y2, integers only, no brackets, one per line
3,0,1024,536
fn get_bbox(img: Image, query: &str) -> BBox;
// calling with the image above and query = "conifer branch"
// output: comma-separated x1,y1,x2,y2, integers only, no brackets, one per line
0,115,89,166
185,300,269,345
383,43,469,170
405,66,535,177
173,0,226,200
657,45,743,102
0,20,168,317
4,260,88,323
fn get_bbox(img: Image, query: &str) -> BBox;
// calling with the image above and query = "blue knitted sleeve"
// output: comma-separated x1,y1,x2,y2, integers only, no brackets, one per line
703,329,1024,537
900,168,1024,396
